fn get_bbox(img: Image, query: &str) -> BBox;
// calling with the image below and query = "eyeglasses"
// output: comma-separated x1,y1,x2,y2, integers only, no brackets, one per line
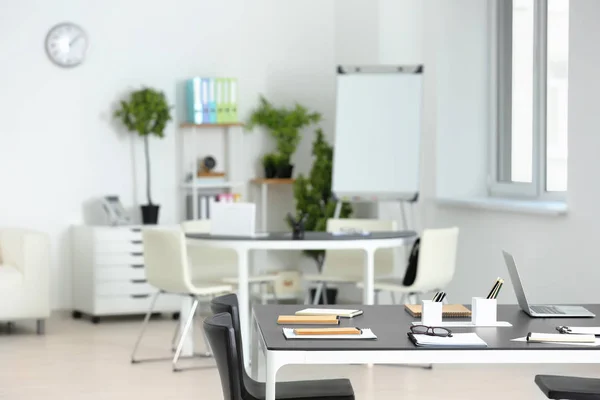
410,325,453,337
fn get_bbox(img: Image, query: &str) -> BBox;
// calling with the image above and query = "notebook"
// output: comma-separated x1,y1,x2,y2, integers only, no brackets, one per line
295,308,363,318
277,315,340,325
283,328,377,340
408,332,488,348
404,304,471,318
526,332,596,343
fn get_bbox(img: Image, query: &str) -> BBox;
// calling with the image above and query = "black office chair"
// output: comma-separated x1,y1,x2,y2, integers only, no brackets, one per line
208,294,354,400
536,375,600,400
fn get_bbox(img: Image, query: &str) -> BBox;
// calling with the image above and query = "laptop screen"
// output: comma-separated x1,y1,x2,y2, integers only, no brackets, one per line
502,250,532,312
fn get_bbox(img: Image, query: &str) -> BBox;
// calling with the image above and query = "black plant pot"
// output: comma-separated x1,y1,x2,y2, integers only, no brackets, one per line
276,164,294,179
264,165,277,179
141,204,160,225
309,288,338,304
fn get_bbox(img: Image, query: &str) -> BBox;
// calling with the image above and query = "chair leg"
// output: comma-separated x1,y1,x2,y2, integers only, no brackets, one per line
171,318,181,352
312,282,324,305
399,293,407,305
321,282,329,305
391,291,397,305
131,291,161,363
375,290,380,305
270,282,278,304
173,297,200,371
36,319,45,335
304,287,311,304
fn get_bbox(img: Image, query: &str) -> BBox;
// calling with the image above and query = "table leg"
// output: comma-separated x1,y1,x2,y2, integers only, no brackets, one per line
179,296,194,357
363,248,376,305
261,183,268,231
265,352,278,400
251,312,260,379
237,248,250,370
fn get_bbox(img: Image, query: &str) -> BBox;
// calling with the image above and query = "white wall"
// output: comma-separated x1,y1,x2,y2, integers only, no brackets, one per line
422,0,600,305
0,0,336,309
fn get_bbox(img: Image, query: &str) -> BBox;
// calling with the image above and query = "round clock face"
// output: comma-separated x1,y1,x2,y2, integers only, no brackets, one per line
45,22,88,68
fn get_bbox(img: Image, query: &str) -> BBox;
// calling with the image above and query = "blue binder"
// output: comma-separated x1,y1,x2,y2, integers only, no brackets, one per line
208,78,217,123
201,78,211,123
185,77,203,123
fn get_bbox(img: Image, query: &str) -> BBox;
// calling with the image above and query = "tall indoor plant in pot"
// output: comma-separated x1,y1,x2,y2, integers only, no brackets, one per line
114,87,172,224
292,129,352,303
248,96,321,178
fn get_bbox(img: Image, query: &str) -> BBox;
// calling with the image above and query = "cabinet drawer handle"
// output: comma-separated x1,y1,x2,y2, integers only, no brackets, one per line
130,252,143,256
131,294,150,299
131,264,144,269
131,279,147,284
131,240,142,245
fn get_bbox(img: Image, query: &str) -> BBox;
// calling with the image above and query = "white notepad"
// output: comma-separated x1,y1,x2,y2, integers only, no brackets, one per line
512,336,600,347
295,308,363,318
557,327,600,336
410,332,488,347
283,328,377,340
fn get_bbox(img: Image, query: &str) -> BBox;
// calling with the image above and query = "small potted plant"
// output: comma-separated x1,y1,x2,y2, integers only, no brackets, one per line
261,153,277,179
248,96,321,178
114,87,172,224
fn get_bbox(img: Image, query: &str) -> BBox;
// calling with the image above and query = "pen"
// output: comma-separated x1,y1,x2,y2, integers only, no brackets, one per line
432,292,440,302
438,292,447,303
492,280,504,299
486,278,500,299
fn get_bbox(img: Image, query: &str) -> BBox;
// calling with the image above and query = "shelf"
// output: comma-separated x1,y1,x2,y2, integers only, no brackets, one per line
250,178,296,185
180,181,244,190
179,122,244,129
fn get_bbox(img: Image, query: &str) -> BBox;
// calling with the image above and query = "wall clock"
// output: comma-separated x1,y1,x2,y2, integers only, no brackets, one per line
45,22,88,68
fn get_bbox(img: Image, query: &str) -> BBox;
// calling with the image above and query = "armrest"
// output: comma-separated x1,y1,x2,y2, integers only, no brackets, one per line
0,229,50,279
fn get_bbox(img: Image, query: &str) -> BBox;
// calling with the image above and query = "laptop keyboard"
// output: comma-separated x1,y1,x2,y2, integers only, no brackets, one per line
531,305,565,315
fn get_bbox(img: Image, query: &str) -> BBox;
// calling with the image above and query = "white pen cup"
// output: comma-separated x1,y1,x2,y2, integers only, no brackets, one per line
421,300,443,326
471,297,497,325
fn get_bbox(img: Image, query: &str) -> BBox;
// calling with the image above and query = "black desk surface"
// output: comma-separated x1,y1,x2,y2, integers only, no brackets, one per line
186,231,417,241
253,304,600,351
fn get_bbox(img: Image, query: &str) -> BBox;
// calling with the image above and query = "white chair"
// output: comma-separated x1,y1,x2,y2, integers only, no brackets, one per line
182,220,278,304
131,228,233,371
0,229,50,334
359,227,459,304
302,219,397,304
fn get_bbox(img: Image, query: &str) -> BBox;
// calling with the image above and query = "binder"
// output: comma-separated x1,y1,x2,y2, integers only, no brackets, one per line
185,77,203,123
404,304,471,318
208,195,217,218
227,78,238,123
201,78,210,124
208,78,217,123
200,196,208,219
216,78,227,123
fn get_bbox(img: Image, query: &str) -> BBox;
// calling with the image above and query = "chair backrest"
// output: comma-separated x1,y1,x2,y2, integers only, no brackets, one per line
203,313,243,400
410,227,459,291
181,220,238,281
142,228,194,294
210,294,245,367
322,219,397,278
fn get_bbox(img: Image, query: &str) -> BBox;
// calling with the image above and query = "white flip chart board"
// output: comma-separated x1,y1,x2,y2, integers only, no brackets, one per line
332,65,423,201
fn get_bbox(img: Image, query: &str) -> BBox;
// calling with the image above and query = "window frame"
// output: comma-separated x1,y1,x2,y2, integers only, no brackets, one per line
488,0,565,201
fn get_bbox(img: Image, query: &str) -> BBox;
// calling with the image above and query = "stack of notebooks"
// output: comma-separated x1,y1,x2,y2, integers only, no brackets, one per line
277,308,376,340
186,77,238,124
404,304,471,318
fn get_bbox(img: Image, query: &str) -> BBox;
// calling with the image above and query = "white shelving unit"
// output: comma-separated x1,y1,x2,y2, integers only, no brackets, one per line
178,122,245,220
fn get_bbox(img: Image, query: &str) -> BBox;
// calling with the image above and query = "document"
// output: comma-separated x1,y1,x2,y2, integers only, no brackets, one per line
408,332,488,348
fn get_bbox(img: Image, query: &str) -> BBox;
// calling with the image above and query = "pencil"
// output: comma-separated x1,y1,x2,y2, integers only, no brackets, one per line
486,278,500,299
492,280,504,299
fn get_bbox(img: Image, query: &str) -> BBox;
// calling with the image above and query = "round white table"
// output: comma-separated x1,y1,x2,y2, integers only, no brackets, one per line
186,230,417,367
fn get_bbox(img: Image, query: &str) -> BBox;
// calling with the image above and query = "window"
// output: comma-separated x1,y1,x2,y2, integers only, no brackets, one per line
490,0,569,198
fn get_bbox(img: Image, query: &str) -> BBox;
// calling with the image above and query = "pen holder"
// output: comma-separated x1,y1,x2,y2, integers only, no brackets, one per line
421,300,442,326
471,297,497,325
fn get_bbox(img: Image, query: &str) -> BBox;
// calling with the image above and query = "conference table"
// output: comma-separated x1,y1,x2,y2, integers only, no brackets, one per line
252,304,600,400
185,231,417,363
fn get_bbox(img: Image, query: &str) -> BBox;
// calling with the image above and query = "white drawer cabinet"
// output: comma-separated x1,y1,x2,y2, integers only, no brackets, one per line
71,225,181,323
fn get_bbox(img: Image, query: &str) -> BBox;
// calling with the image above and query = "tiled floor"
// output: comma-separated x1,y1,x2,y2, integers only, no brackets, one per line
0,313,598,400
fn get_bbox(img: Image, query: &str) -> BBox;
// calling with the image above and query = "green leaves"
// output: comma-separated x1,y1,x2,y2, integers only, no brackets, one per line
292,129,352,262
113,87,172,138
248,95,322,164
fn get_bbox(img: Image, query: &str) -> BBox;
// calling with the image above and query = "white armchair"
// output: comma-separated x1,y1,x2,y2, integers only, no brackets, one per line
0,229,50,334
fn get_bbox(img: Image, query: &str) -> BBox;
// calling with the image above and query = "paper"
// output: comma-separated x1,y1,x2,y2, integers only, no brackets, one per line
411,321,512,328
528,332,595,343
411,332,487,347
283,328,377,340
296,308,363,318
512,336,600,347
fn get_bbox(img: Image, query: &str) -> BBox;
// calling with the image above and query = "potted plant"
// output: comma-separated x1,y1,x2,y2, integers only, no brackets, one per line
261,153,277,179
114,87,172,224
248,96,321,178
292,129,352,304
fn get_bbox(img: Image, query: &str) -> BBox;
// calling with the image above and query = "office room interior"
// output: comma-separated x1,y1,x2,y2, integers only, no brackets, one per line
3,0,600,399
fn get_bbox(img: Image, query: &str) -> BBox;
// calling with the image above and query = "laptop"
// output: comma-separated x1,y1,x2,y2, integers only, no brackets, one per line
210,202,267,237
502,250,595,318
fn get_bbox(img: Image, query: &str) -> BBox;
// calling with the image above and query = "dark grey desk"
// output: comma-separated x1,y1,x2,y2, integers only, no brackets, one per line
252,305,600,400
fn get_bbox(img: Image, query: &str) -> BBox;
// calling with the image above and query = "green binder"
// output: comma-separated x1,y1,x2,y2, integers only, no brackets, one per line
216,78,227,124
228,78,238,123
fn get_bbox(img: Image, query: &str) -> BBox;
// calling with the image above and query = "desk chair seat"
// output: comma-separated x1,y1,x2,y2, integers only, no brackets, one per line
209,294,355,400
191,282,234,296
536,375,600,400
204,312,355,400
